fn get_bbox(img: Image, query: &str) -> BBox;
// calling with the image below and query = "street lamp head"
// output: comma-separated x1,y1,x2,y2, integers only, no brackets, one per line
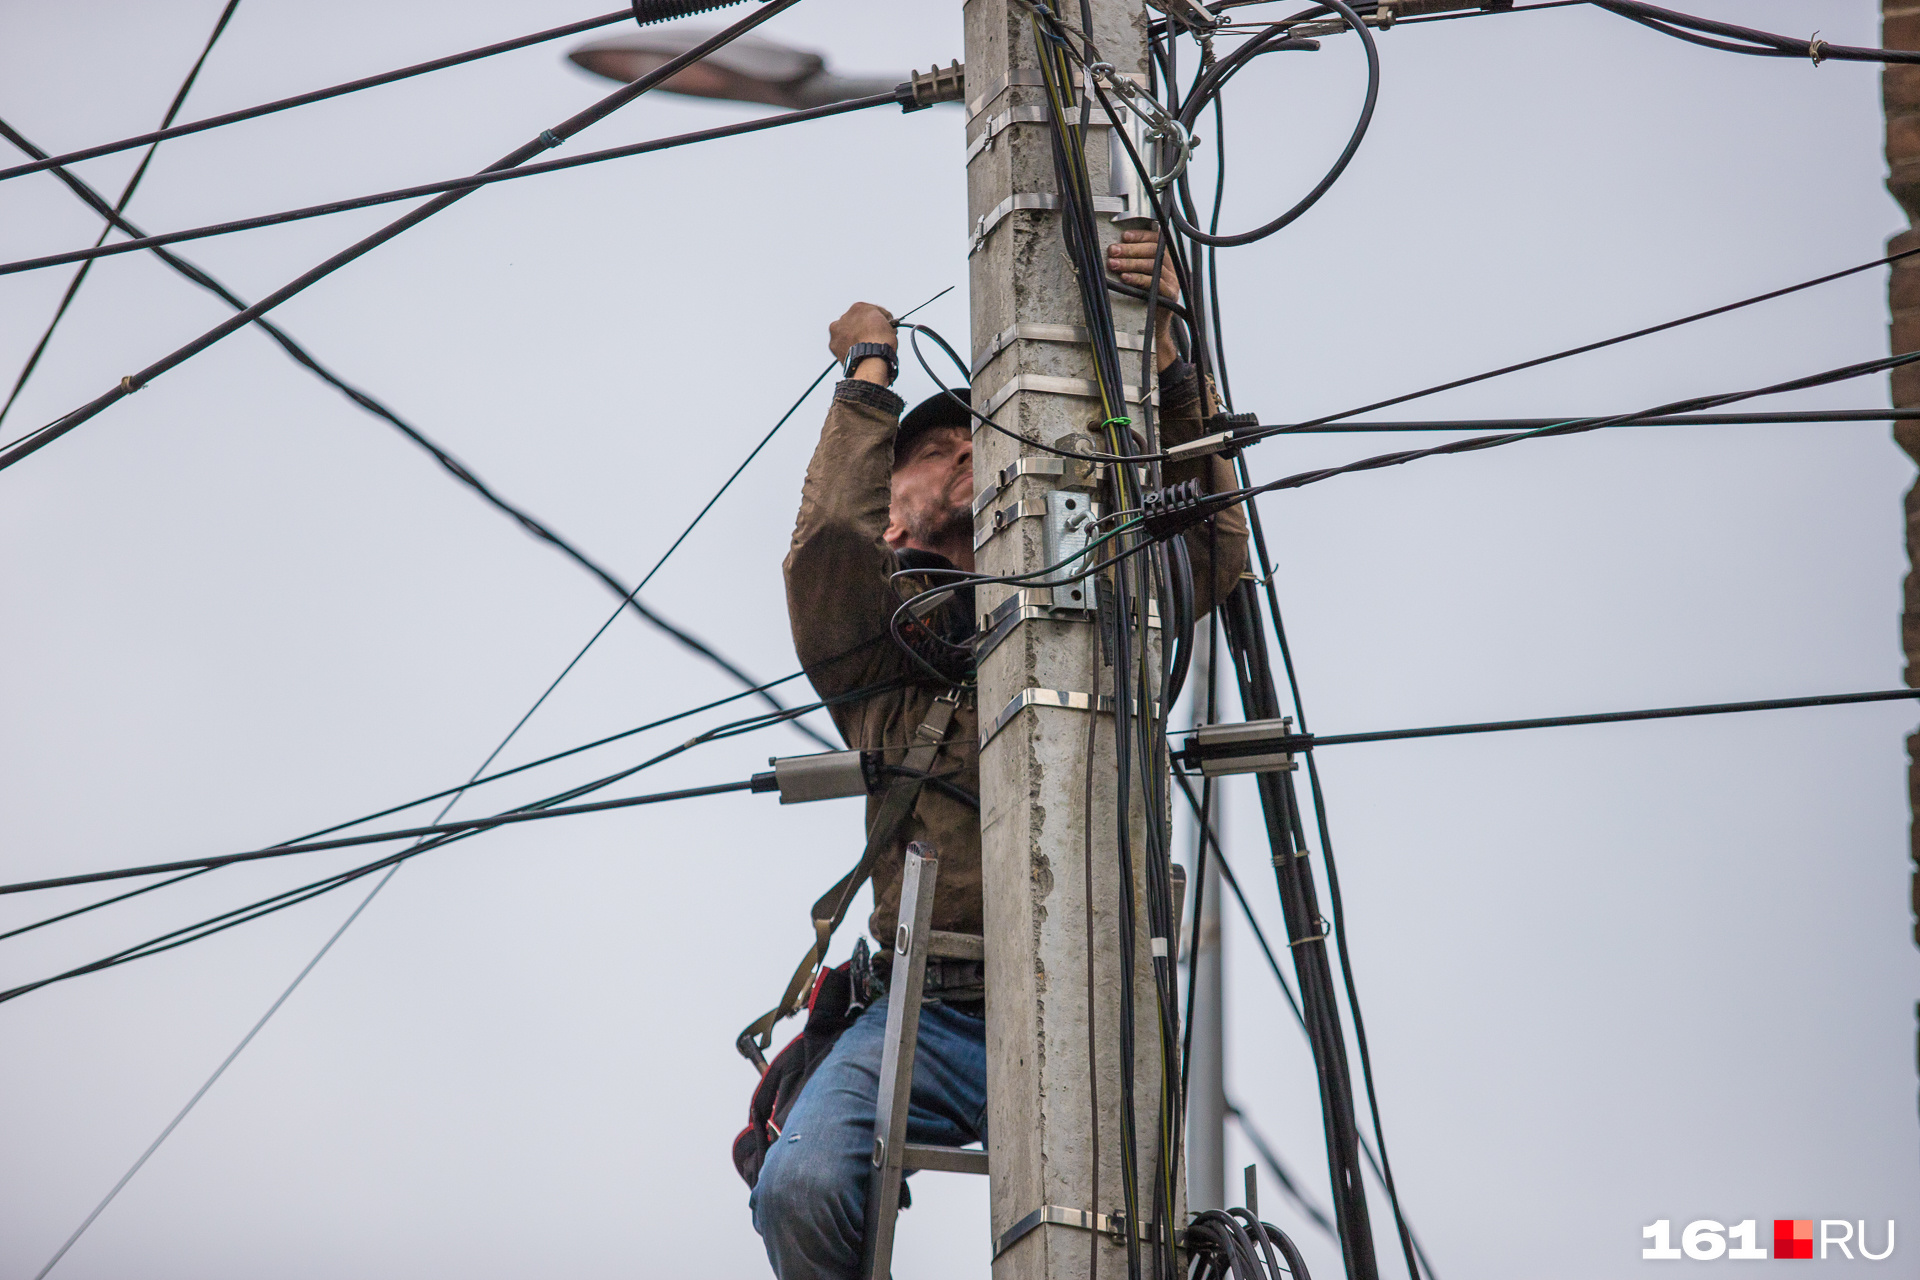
569,29,901,109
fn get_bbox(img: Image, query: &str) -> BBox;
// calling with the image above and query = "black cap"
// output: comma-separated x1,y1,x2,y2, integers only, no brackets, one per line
895,388,971,466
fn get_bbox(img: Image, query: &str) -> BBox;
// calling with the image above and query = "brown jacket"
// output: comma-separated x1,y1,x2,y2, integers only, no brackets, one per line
783,365,1250,949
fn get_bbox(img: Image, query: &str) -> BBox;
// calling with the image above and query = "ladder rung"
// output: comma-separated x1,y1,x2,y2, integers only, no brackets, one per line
926,930,985,961
902,1143,988,1175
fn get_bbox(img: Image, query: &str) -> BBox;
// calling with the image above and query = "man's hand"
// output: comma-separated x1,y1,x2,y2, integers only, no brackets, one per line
1105,230,1182,371
829,302,898,385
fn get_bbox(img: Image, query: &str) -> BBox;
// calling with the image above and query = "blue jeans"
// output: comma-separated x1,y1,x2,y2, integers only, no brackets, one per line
749,999,989,1280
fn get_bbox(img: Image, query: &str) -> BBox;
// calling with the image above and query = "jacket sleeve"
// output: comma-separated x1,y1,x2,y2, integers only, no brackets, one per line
784,379,914,706
1155,361,1249,617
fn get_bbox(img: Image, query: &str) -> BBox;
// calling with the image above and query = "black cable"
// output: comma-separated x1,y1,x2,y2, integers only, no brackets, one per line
0,665,906,974
0,10,635,186
877,765,980,810
1165,6,1374,247
1259,244,1920,436
0,669,866,1001
0,0,241,431
1176,686,1920,752
1150,14,1418,1274
1216,581,1380,1280
1589,0,1920,65
0,0,807,475
1281,409,1920,432
276,672,817,847
1177,766,1443,1275
1186,1207,1315,1280
0,869,211,943
1024,17,1180,1274
1083,619,1106,1280
0,834,467,1006
2,778,756,897
899,321,1174,463
1173,771,1303,1025
0,92,907,278
0,118,832,748
1224,1102,1338,1241
1192,348,1920,515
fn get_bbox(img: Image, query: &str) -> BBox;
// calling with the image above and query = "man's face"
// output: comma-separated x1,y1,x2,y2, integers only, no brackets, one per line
886,426,974,554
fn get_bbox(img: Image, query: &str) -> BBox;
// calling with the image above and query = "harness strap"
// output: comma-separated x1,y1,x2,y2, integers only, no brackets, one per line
736,691,960,1069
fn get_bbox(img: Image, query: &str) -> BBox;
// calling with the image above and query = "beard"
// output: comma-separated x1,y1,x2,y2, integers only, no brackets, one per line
905,495,972,550
903,471,973,550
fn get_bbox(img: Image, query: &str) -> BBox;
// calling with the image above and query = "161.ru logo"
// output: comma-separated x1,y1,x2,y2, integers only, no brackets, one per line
1643,1220,1896,1261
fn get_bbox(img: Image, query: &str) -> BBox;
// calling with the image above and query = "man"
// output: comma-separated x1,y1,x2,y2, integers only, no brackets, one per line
749,232,1249,1280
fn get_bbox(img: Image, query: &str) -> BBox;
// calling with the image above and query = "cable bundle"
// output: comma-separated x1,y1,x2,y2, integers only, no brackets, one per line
1186,1210,1314,1280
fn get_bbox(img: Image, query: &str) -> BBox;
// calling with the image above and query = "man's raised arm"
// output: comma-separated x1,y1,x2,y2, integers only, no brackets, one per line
783,303,912,701
1107,231,1250,614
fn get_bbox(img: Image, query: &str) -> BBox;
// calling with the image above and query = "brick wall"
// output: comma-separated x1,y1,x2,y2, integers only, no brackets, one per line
1886,0,1920,1113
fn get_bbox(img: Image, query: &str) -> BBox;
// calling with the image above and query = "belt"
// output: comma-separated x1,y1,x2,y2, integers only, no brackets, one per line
876,953,986,1001
923,957,985,998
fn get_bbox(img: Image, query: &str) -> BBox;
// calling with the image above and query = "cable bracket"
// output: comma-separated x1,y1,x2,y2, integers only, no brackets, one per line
992,1205,1170,1260
966,105,1108,164
971,323,1144,377
969,193,1125,256
1086,62,1193,190
978,372,1151,422
980,687,1153,750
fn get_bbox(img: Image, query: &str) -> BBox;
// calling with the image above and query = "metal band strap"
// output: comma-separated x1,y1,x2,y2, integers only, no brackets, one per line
736,692,960,1065
993,1205,1169,1260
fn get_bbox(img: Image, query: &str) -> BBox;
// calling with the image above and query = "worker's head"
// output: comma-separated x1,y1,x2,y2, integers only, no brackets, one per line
885,391,974,568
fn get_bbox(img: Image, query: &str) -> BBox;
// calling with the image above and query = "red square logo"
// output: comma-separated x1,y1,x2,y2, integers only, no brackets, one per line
1773,1220,1813,1260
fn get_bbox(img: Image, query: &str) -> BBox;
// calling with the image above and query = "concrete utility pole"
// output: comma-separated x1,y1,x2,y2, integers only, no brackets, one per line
1885,0,1920,1117
964,0,1180,1274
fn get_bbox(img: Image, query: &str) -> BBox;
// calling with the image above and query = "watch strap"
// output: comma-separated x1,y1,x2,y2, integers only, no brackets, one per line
845,341,898,384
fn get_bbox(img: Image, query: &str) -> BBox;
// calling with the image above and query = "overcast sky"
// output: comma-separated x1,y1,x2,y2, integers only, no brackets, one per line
0,1,1912,1277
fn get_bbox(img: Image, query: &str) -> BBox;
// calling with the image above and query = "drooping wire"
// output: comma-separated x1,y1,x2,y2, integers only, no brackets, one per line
1165,4,1374,248
0,668,825,946
0,115,829,743
0,9,635,186
0,0,810,475
0,0,241,430
1255,244,1920,437
13,237,896,1275
0,92,909,279
1228,347,1920,497
1588,0,1920,65
1148,347,1920,537
0,664,913,997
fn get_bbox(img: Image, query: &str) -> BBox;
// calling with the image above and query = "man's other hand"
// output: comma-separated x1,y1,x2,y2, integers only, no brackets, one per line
1106,230,1182,371
829,302,897,384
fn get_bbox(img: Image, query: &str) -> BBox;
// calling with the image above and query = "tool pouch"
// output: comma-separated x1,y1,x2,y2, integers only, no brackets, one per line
731,938,880,1189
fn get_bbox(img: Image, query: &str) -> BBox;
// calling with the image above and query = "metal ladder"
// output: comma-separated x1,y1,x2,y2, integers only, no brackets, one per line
860,845,988,1280
859,845,1186,1279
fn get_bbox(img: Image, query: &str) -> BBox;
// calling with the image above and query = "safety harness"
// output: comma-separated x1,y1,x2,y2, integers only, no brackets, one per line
735,688,961,1071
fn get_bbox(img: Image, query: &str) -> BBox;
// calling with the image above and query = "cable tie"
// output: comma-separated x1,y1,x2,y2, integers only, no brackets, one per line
539,129,564,149
1287,931,1326,949
119,376,140,395
1809,33,1827,66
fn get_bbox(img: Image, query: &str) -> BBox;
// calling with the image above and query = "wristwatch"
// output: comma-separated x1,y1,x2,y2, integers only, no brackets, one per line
845,341,898,384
